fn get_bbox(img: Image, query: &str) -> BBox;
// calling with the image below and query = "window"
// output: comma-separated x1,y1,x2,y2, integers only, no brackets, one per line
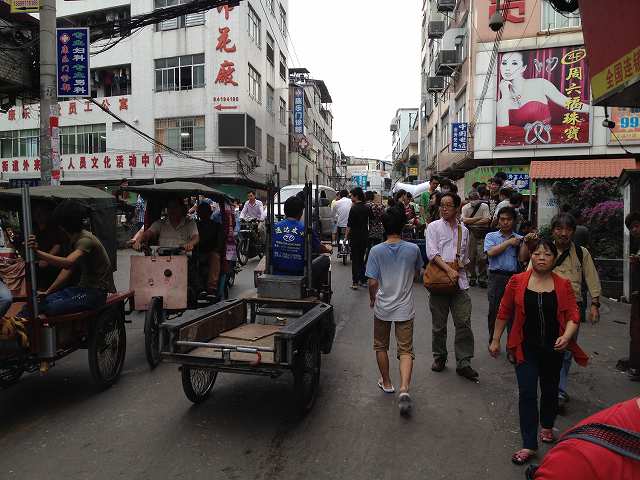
440,111,449,149
279,98,287,125
59,124,106,155
455,90,466,124
0,129,39,157
279,142,286,169
279,4,287,38
266,33,275,66
90,64,131,98
541,0,580,30
248,64,262,103
267,134,275,163
154,0,205,30
427,132,433,158
155,54,205,92
279,52,287,80
248,4,261,47
155,116,205,151
255,126,262,164
266,84,275,114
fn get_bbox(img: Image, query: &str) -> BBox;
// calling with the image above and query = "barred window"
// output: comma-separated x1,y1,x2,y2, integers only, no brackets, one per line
155,54,205,92
267,134,275,163
155,116,205,151
59,124,106,155
248,4,261,47
248,64,262,103
0,129,40,157
154,0,205,30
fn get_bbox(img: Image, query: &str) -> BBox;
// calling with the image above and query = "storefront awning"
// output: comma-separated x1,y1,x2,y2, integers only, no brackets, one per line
529,159,638,180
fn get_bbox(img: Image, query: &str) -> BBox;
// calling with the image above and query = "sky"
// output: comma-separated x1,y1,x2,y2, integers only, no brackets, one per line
289,0,422,161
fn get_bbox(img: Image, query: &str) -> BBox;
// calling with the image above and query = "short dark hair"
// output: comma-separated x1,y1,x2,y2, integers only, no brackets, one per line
53,199,89,233
394,189,407,202
406,192,413,200
248,190,256,195
284,196,304,218
489,176,503,186
382,206,407,235
497,206,516,220
477,185,488,197
471,182,480,189
448,183,459,193
365,190,375,202
626,211,640,230
495,171,508,181
509,192,523,206
499,186,513,196
551,212,577,231
430,176,440,182
530,238,558,258
439,178,453,188
339,189,349,198
438,192,461,208
350,187,365,202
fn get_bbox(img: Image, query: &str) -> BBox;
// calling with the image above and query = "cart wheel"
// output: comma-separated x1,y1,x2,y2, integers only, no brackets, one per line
237,238,249,266
181,366,217,404
0,365,24,388
293,330,321,415
144,297,164,369
88,305,127,389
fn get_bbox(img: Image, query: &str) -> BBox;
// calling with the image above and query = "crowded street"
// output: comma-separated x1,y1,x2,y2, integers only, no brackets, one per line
0,250,636,479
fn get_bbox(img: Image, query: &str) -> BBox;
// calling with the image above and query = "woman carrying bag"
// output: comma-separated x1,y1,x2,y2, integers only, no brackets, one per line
489,238,588,466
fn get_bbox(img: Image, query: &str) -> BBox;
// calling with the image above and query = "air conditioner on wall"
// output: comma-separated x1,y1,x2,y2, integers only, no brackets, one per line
435,50,460,76
426,76,445,92
437,0,456,12
428,20,445,38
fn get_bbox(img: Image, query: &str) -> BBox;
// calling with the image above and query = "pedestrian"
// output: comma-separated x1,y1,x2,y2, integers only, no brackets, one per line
419,176,440,225
333,189,351,247
365,191,384,264
490,238,587,466
366,207,423,416
624,211,640,380
462,191,490,288
484,206,529,343
425,192,478,380
491,186,514,228
347,187,369,290
487,177,503,218
560,205,589,250
532,397,640,479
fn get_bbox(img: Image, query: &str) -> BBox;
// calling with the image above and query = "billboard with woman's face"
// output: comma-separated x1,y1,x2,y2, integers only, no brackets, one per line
495,45,591,148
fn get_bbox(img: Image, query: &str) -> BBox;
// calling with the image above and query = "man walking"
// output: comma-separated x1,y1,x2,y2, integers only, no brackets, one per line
366,207,423,416
419,176,439,225
347,187,369,289
462,191,490,288
426,192,478,381
484,206,529,343
333,189,351,246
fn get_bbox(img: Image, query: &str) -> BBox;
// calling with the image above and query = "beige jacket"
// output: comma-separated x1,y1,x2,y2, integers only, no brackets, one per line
553,243,602,302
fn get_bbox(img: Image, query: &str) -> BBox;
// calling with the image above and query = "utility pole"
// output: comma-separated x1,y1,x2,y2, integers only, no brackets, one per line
39,0,57,186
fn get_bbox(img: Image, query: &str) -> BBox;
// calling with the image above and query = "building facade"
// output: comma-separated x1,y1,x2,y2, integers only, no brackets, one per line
420,0,640,200
0,0,290,196
346,156,392,197
390,107,419,181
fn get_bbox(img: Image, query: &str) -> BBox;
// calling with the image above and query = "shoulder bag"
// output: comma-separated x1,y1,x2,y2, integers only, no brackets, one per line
424,224,462,294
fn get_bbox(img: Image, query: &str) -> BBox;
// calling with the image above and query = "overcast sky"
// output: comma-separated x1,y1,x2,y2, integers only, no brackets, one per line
289,0,422,161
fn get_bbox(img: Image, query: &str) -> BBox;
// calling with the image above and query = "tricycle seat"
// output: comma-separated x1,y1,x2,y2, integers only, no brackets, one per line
38,290,134,324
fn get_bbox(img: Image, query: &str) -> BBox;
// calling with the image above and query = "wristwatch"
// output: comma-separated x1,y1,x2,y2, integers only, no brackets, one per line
591,301,601,308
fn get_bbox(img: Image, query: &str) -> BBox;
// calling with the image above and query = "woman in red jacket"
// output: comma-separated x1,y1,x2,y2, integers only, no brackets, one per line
489,238,588,465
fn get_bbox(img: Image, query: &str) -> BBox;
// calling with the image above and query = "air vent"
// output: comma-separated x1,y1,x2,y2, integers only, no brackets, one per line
437,0,456,12
426,76,445,92
435,49,460,76
428,20,445,38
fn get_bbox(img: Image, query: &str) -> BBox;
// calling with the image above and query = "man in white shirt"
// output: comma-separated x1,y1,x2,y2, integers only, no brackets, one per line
239,191,265,221
332,189,352,245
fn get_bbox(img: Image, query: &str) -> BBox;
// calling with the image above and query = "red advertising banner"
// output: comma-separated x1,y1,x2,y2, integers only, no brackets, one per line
495,45,591,148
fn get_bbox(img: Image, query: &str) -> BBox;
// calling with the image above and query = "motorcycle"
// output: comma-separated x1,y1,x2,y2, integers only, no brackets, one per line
237,219,265,266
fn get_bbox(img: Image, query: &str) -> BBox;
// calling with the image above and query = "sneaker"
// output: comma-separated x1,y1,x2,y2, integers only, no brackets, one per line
456,366,479,381
351,284,358,290
431,358,446,372
398,392,412,416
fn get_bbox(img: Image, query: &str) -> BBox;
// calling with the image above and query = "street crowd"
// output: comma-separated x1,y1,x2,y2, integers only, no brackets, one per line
333,173,640,477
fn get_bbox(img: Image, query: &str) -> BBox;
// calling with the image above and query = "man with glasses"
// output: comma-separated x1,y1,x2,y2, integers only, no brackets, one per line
425,192,478,381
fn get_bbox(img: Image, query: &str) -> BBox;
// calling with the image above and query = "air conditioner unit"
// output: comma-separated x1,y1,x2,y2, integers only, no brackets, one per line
427,20,445,38
435,49,460,76
437,0,456,12
426,76,445,92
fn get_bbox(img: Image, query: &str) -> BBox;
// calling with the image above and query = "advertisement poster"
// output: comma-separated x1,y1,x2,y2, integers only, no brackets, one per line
495,45,591,148
464,165,535,196
293,87,304,134
56,28,90,98
10,0,40,13
608,107,640,143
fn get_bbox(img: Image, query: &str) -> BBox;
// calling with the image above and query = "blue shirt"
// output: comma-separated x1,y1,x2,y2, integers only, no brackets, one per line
365,241,423,322
484,230,522,273
272,218,321,276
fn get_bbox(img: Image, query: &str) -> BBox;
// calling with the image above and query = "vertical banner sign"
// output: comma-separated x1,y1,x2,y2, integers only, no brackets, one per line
49,116,61,186
451,122,468,152
10,0,40,13
294,87,304,134
56,28,90,98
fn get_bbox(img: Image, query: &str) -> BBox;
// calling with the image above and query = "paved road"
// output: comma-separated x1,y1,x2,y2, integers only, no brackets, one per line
0,250,637,479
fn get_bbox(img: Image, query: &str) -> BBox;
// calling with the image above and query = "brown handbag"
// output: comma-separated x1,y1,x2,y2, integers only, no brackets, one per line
423,224,462,294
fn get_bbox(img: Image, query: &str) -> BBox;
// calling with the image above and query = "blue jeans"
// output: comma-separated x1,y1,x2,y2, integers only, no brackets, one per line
515,345,564,450
40,287,107,316
558,302,586,396
0,281,12,318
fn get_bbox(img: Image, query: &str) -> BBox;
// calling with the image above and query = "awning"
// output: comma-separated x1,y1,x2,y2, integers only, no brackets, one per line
529,158,638,180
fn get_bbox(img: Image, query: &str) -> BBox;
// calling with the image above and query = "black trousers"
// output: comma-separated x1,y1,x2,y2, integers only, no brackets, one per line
351,238,367,284
364,237,382,267
487,271,514,341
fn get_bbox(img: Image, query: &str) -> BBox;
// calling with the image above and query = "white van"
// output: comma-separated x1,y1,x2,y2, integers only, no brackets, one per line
275,185,337,238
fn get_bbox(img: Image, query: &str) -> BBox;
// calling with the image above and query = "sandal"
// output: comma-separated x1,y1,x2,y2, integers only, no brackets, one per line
511,449,536,465
377,379,395,394
540,428,556,444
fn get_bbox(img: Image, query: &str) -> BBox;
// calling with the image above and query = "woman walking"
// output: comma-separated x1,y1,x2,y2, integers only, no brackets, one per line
489,238,588,466
365,191,385,264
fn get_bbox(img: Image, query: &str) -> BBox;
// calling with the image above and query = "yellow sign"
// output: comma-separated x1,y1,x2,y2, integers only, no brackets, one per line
408,167,419,177
609,107,640,143
10,0,40,13
592,45,640,103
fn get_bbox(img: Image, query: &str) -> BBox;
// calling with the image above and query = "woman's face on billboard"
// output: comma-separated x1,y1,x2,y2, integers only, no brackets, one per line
500,52,526,81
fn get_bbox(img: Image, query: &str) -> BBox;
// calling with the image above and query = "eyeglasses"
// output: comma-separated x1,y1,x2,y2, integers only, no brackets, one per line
439,204,456,209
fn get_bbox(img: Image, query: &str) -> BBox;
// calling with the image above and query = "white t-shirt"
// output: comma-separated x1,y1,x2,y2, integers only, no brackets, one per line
462,201,490,220
333,197,352,228
493,199,511,220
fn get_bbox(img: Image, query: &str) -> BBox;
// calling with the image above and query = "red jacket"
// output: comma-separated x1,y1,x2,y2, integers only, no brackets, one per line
496,270,589,366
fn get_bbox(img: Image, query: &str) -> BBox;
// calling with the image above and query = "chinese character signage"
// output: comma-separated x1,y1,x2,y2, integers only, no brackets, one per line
495,45,591,148
56,28,90,98
488,0,524,24
213,5,239,110
451,122,468,152
10,0,40,13
352,174,367,189
608,107,640,143
294,87,304,134
464,165,535,196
